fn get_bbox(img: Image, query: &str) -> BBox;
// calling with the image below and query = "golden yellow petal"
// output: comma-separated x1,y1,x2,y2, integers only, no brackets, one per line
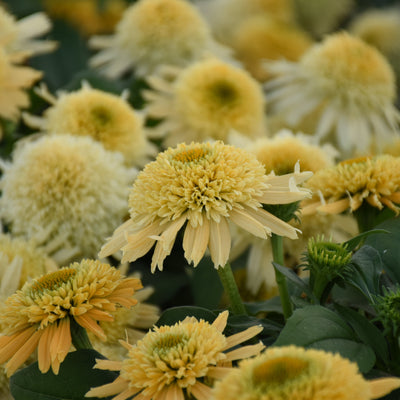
190,381,213,400
370,377,400,399
206,366,232,379
38,324,56,373
317,198,351,214
0,326,37,364
183,218,210,266
225,342,265,361
211,310,229,332
86,376,130,397
74,314,106,341
224,325,263,350
208,217,231,268
229,207,269,239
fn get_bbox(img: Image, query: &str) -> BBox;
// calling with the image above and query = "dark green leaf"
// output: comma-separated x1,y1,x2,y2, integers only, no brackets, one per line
156,306,218,326
334,304,389,365
10,349,118,400
273,305,376,372
344,229,389,251
244,296,283,315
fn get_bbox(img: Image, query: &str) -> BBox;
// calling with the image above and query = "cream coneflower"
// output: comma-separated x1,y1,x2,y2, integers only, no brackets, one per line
99,141,312,272
292,0,355,38
232,16,313,82
229,132,332,294
0,134,135,264
86,310,264,400
0,259,142,376
89,286,160,360
303,155,400,215
23,83,155,166
0,5,56,62
0,47,41,125
88,0,230,78
43,0,127,36
143,58,267,147
0,234,57,299
196,0,295,46
265,32,400,156
212,345,400,400
350,8,400,80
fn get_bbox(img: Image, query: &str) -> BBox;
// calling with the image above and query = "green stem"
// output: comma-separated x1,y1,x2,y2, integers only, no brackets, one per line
271,234,293,320
218,262,247,315
70,318,94,350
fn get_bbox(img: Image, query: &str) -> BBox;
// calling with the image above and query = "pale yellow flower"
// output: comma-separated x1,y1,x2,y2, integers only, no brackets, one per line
100,141,311,271
86,311,264,400
0,5,56,62
232,16,313,82
303,155,400,215
0,47,41,124
23,83,155,166
350,8,400,80
0,134,135,264
89,0,230,78
144,58,267,147
265,32,400,156
43,0,127,36
0,234,57,299
89,286,160,360
212,345,400,400
196,0,295,46
0,259,142,376
292,0,354,38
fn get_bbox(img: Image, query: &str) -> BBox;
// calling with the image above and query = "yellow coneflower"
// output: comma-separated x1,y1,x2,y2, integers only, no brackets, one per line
265,32,400,157
43,0,127,36
23,83,155,166
0,234,57,298
143,58,267,147
100,141,312,272
89,0,230,78
86,311,264,400
303,155,400,215
0,5,56,62
89,286,160,360
196,0,295,46
0,134,135,264
0,259,142,376
0,47,41,130
232,16,313,82
292,0,355,38
350,8,400,80
212,345,400,400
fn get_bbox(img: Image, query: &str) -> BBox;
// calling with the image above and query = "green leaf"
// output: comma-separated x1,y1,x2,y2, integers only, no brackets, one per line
344,229,389,251
273,305,376,373
191,257,223,309
10,349,118,400
156,306,218,326
345,245,384,302
244,296,283,315
334,303,389,365
273,262,317,303
364,217,400,284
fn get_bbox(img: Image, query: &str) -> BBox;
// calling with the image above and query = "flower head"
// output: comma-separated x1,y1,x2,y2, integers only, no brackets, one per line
0,5,56,62
144,58,267,147
0,47,41,123
43,0,127,36
89,286,160,360
265,32,400,156
0,259,142,376
100,141,311,271
350,8,400,80
232,17,312,82
374,287,400,337
303,155,400,215
89,0,229,78
86,311,264,400
212,345,400,400
0,234,57,299
23,83,154,166
0,134,135,264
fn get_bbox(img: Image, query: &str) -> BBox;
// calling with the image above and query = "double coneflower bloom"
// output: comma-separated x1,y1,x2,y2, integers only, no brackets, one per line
100,141,312,272
0,259,142,376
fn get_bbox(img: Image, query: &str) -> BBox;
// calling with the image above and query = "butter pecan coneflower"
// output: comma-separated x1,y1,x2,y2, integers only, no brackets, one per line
0,259,142,376
86,311,264,400
99,141,311,272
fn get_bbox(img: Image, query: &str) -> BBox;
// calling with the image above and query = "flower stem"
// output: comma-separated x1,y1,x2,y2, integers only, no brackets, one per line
271,234,293,320
218,262,247,315
71,318,94,350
